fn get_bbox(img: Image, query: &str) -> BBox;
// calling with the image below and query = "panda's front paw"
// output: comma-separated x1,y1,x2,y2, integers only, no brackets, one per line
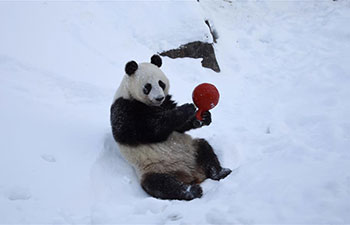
201,111,212,126
177,103,196,121
192,111,211,128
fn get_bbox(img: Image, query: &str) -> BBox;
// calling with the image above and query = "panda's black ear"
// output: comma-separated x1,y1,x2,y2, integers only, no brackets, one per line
151,55,162,68
125,61,138,76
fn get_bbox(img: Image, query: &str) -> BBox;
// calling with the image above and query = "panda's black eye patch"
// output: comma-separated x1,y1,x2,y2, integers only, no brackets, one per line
159,80,166,90
143,83,152,95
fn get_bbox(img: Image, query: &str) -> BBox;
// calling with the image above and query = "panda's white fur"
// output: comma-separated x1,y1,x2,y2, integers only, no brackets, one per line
118,132,205,183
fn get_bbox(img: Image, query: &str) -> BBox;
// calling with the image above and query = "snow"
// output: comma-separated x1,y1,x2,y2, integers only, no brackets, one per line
1,0,350,224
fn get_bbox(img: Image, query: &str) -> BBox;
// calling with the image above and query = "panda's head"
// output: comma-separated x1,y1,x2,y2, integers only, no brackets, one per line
123,55,169,106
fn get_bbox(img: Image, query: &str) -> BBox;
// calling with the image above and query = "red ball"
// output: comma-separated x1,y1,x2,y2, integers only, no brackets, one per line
192,83,220,120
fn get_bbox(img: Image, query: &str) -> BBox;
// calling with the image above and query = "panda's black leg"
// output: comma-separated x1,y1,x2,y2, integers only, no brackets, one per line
195,139,232,181
141,173,202,201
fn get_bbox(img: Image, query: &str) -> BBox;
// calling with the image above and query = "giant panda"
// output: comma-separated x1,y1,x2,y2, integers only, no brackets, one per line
110,55,231,200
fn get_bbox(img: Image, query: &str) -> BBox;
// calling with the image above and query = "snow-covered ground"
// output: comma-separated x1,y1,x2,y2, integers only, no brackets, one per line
1,0,350,224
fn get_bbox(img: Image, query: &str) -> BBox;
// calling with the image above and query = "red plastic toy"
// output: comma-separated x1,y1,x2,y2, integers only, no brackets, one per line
192,83,220,121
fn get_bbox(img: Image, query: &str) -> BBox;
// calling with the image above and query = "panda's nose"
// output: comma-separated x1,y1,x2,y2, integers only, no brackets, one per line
155,96,164,102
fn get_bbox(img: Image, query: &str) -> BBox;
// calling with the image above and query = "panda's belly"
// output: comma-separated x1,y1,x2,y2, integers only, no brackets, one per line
118,132,198,178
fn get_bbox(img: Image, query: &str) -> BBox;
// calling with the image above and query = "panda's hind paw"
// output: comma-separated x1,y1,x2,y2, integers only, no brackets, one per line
190,184,203,198
184,184,203,200
210,167,232,181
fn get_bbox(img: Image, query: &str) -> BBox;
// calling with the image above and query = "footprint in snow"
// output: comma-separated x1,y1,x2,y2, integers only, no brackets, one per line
41,154,56,162
7,187,31,201
167,213,182,221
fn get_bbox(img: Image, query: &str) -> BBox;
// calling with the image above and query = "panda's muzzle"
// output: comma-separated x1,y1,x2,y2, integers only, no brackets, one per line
155,96,165,102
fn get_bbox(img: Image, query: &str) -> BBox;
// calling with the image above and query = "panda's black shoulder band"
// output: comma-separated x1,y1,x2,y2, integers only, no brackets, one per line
125,61,138,76
151,55,162,67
